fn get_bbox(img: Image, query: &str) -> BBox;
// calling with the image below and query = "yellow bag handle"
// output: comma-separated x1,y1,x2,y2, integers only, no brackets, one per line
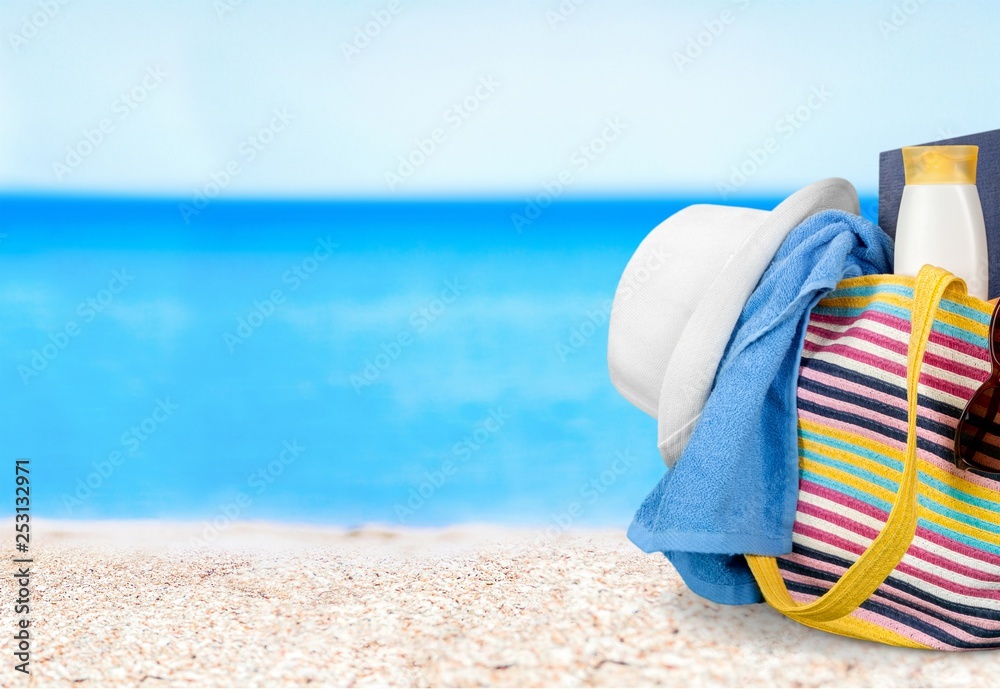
746,265,965,623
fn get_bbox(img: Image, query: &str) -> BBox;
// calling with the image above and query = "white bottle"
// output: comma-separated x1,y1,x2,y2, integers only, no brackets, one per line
894,145,989,300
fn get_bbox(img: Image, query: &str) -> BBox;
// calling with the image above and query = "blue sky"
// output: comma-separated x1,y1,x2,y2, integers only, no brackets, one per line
2,1,998,527
3,0,1000,198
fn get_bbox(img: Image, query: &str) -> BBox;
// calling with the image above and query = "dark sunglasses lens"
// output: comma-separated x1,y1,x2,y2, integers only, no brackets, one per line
993,314,1000,363
957,385,1000,473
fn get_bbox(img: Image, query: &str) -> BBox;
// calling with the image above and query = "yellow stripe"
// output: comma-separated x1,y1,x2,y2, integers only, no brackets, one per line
800,417,902,462
747,270,991,646
800,436,1000,528
800,418,1000,505
825,274,992,318
749,268,970,639
817,292,989,338
832,274,909,290
800,457,1000,547
782,609,929,649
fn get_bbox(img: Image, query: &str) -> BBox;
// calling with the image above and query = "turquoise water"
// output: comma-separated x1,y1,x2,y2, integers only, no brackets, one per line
0,195,878,527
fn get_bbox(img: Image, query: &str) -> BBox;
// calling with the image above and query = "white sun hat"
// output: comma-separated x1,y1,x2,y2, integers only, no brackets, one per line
607,178,859,467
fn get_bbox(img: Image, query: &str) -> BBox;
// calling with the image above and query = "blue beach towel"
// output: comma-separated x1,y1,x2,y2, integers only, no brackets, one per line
627,209,893,605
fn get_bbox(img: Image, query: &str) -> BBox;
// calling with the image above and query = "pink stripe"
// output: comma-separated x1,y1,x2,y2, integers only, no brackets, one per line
798,367,961,431
794,522,1000,602
781,577,950,649
797,408,947,468
798,406,899,452
797,500,1000,583
849,609,952,650
810,308,989,361
787,298,1000,648
796,387,1000,468
797,387,954,452
781,555,1000,635
801,340,979,400
798,413,1000,490
779,568,993,647
806,321,989,382
800,479,1000,565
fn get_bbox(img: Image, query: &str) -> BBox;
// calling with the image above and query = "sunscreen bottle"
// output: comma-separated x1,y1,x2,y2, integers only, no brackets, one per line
894,145,989,299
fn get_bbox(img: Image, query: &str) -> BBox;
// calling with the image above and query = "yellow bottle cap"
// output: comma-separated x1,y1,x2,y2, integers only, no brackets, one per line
902,145,978,185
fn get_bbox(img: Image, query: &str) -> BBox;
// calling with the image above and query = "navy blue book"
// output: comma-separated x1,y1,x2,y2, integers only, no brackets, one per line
879,128,1000,298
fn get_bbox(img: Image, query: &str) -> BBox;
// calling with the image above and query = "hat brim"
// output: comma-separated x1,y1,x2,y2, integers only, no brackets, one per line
656,178,860,466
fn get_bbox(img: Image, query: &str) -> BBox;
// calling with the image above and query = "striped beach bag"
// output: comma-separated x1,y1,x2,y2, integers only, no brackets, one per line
746,265,1000,650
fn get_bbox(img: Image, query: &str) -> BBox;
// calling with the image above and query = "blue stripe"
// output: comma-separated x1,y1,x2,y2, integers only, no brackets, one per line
790,542,1000,624
824,284,991,325
801,449,900,493
797,398,958,463
780,564,1000,648
798,375,957,439
799,469,1000,556
801,428,1000,512
802,442,1000,535
811,301,989,349
939,299,993,325
800,358,961,419
827,283,913,300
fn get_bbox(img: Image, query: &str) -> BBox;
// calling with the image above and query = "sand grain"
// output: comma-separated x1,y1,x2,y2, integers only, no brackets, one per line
1,521,995,687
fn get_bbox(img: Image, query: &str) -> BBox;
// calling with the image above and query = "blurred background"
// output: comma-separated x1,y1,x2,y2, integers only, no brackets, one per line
2,0,999,529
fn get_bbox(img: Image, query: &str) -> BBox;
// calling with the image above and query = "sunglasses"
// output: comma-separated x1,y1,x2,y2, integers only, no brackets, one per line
954,299,1000,475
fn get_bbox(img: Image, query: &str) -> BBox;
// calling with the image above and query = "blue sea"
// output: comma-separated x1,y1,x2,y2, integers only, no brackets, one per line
0,195,878,527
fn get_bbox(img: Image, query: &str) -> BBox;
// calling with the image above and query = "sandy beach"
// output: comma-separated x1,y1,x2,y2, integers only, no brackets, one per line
3,521,998,687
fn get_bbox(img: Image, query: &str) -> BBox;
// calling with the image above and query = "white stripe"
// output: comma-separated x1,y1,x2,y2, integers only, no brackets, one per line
800,492,1000,576
808,315,989,373
801,347,970,410
796,389,957,458
796,511,1000,589
794,514,1000,609
792,531,1000,612
804,332,983,393
778,566,1000,635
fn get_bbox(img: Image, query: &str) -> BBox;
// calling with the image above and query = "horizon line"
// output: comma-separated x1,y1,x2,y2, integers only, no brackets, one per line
0,190,880,205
